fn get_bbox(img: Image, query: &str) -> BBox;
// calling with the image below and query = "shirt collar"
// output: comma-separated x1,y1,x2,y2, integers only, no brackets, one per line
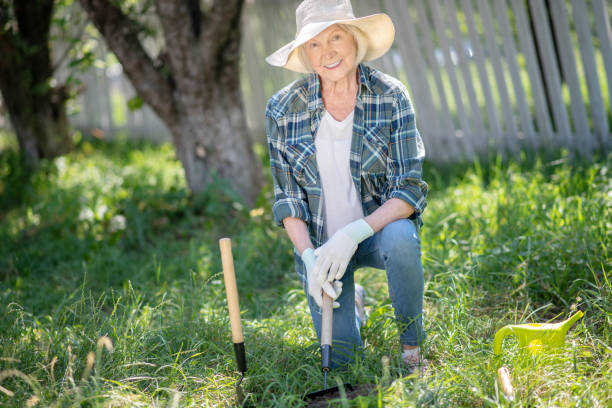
306,64,372,112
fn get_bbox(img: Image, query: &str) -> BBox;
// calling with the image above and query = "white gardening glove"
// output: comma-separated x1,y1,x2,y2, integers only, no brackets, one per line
313,219,374,285
302,248,342,308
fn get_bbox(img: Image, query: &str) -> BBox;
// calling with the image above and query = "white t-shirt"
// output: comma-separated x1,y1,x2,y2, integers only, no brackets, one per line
314,110,364,238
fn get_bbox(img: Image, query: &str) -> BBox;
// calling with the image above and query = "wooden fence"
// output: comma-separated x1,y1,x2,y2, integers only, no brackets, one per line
242,0,612,162
2,0,611,163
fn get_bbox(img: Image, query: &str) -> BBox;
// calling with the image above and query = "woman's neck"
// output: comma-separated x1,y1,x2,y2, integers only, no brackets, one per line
319,67,359,121
319,67,359,100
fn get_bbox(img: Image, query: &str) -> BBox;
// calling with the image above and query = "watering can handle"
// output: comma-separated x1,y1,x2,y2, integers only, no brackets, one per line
493,326,513,356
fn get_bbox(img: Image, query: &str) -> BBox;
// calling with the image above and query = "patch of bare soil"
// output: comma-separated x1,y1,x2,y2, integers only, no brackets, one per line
306,384,377,407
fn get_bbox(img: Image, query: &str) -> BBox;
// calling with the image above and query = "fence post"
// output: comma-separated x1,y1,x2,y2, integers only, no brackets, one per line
510,0,553,147
415,0,460,161
494,0,537,150
592,0,612,146
574,0,609,149
478,0,520,157
529,0,573,149
549,0,592,158
461,0,504,153
445,0,487,155
431,0,474,159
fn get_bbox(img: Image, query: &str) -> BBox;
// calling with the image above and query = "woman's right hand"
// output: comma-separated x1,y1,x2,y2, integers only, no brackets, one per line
302,248,342,308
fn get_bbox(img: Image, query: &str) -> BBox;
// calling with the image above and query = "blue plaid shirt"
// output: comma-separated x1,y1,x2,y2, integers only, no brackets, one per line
265,64,428,249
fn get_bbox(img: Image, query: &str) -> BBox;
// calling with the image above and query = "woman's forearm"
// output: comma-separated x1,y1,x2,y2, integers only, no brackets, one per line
364,198,414,233
282,217,314,255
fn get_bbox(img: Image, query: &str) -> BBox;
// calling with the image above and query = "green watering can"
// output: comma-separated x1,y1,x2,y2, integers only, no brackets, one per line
493,311,584,356
493,311,584,401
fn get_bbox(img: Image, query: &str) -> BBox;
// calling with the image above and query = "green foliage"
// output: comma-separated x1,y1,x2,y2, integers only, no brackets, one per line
0,141,610,406
127,95,143,112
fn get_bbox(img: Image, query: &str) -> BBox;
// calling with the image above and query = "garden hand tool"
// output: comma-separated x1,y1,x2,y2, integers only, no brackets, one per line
305,292,354,400
219,238,247,387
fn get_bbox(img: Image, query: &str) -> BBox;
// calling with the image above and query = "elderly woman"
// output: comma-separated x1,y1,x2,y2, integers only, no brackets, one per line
265,0,428,369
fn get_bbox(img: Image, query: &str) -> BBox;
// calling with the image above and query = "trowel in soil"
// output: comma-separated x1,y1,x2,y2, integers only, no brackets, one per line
305,292,354,400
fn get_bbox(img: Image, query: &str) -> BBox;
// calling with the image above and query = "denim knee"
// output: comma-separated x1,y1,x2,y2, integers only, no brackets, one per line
379,219,421,260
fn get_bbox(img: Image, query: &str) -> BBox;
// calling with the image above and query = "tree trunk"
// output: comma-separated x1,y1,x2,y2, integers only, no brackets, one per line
169,94,263,203
0,0,73,162
79,0,264,206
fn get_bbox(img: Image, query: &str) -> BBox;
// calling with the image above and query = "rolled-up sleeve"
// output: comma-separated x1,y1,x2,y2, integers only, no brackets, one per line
387,89,428,215
266,113,311,227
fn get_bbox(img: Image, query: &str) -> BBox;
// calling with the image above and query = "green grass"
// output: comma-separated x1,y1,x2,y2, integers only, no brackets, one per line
0,140,610,407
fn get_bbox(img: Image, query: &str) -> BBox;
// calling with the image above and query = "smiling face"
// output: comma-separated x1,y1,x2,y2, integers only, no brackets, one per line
303,24,358,84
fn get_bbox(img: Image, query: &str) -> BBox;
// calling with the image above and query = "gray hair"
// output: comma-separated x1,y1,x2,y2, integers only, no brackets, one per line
297,23,368,73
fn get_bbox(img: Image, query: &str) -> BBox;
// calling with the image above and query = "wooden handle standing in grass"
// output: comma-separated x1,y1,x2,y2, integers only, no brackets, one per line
219,238,247,375
219,238,244,344
497,366,515,401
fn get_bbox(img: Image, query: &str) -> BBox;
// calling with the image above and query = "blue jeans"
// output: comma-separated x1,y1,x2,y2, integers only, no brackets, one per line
295,219,426,367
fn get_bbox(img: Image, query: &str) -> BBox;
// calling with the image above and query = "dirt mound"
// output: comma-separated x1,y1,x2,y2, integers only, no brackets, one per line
307,383,377,407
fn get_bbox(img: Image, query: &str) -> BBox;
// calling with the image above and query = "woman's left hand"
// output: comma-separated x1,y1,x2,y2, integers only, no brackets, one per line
314,219,374,283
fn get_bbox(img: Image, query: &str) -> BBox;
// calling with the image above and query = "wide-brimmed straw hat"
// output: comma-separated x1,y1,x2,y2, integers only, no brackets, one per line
265,0,395,73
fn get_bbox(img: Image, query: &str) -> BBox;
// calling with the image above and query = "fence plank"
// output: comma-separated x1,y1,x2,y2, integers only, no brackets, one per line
431,0,474,159
97,43,114,135
461,0,503,151
592,0,612,145
572,0,608,149
494,0,537,150
510,0,553,146
400,0,444,160
383,0,441,160
477,0,520,156
445,0,487,153
353,0,397,76
87,70,106,132
122,74,138,138
415,0,460,160
258,0,294,93
529,0,573,148
242,3,268,139
549,0,591,157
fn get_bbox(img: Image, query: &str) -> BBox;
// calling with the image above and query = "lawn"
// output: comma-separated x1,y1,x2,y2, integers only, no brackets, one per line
0,140,610,407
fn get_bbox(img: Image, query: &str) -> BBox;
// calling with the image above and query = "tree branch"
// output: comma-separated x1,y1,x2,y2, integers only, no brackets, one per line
79,0,175,123
14,0,54,80
187,0,201,38
0,29,18,77
200,0,243,73
154,0,212,115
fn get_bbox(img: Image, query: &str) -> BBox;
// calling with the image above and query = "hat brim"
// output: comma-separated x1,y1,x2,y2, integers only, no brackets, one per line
265,13,395,73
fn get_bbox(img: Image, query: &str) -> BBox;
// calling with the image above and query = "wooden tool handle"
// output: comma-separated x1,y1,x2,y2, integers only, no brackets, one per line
497,366,515,401
219,238,244,344
320,293,333,347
